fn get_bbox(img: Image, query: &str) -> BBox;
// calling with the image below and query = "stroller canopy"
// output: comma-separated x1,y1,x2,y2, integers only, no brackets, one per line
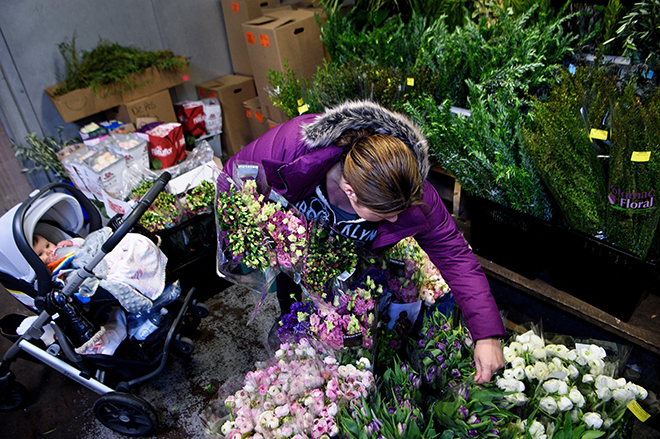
0,192,84,283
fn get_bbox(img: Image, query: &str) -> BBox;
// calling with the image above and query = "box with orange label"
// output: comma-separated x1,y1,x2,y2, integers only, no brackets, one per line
220,0,281,76
243,97,269,140
197,75,257,157
241,9,323,120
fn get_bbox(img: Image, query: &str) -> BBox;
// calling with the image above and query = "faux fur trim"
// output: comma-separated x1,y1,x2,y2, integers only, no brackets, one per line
300,100,430,179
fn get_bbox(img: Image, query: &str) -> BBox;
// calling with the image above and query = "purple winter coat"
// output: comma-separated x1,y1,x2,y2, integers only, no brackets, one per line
224,101,504,341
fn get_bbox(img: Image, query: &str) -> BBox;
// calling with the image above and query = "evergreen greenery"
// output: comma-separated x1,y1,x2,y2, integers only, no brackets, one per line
11,129,79,182
54,36,188,97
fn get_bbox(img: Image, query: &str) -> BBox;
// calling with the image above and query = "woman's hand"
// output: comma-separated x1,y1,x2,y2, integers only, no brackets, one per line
473,337,504,383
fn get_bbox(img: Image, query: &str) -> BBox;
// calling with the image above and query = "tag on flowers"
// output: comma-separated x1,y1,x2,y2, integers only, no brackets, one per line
627,400,651,422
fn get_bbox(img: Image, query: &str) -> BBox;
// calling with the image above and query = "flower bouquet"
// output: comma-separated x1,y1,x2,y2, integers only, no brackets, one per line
212,338,375,439
215,169,308,317
382,237,450,330
180,178,215,217
298,220,360,300
130,178,182,232
493,328,649,438
277,270,384,352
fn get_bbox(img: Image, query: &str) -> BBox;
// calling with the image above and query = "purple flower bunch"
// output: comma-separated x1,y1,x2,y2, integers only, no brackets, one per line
267,208,307,271
220,338,374,439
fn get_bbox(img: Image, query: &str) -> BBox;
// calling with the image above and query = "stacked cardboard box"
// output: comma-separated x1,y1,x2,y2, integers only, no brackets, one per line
197,75,257,157
243,97,269,139
242,9,324,123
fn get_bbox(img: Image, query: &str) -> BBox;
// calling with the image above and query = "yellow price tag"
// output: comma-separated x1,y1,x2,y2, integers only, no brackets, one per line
298,104,309,114
297,98,304,106
589,128,608,140
631,151,651,162
407,77,415,86
627,400,651,422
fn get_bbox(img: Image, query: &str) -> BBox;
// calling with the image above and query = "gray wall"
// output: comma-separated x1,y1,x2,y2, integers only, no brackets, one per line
0,0,233,187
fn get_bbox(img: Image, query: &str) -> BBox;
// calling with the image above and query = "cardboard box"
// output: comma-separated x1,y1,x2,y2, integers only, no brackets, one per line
45,59,190,123
243,97,269,140
266,118,281,130
242,9,323,117
109,89,178,125
221,0,281,76
197,75,257,157
258,92,289,123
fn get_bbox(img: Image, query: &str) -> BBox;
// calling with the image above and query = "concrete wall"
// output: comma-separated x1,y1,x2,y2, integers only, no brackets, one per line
0,0,233,187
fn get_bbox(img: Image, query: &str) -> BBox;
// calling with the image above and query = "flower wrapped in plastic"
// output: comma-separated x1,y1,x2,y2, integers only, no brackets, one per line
130,178,183,232
381,237,451,330
180,178,215,217
298,219,360,301
216,338,375,439
492,325,648,439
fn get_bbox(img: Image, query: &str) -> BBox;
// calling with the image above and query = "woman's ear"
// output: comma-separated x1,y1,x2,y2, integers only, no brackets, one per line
342,182,356,200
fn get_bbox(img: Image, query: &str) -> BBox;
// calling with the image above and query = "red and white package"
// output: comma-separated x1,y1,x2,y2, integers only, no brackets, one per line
147,123,186,170
174,100,206,137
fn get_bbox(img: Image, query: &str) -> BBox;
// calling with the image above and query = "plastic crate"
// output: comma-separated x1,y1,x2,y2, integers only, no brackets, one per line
549,226,659,322
157,213,216,274
467,195,553,279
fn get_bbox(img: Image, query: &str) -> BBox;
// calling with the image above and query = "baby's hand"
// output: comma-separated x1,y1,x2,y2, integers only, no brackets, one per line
56,240,74,249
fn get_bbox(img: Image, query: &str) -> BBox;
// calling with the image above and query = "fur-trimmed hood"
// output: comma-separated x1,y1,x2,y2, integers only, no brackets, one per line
300,100,430,180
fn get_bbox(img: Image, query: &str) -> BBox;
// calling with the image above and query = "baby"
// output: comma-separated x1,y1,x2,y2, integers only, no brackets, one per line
32,234,83,267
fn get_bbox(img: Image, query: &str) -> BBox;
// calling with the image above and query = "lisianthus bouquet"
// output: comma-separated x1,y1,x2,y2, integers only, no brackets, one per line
384,237,450,306
299,220,359,299
278,272,383,351
494,328,649,438
130,179,181,232
180,178,215,216
217,338,374,439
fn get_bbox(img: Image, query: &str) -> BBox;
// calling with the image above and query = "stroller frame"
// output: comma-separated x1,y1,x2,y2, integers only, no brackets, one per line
0,174,209,437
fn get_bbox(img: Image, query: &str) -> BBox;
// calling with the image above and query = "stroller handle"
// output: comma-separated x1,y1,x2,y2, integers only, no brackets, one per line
101,172,171,254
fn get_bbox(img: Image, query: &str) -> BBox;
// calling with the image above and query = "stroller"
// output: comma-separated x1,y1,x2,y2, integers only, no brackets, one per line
0,173,209,436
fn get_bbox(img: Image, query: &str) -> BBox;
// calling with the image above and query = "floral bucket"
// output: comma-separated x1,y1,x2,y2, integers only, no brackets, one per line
386,300,422,330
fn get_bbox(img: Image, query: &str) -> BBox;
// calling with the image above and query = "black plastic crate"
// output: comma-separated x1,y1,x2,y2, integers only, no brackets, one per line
157,213,217,274
467,195,553,279
549,226,659,322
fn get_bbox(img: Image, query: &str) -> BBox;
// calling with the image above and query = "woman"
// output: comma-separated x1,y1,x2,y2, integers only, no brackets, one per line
223,100,504,383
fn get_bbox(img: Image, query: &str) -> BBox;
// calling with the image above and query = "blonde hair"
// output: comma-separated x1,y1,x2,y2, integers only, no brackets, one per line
338,131,423,214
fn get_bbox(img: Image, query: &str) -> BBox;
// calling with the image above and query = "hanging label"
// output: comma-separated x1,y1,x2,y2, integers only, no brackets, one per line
631,151,651,162
389,258,405,277
298,104,309,114
568,64,576,75
407,77,415,86
589,128,608,140
627,400,651,422
297,98,304,106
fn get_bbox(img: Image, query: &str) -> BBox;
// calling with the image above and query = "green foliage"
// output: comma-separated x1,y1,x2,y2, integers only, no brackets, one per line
405,90,553,220
54,36,188,97
11,129,79,181
606,83,660,259
525,67,610,236
615,0,660,60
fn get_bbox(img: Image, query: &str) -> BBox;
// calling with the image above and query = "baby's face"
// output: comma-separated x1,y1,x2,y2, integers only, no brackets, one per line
33,235,56,264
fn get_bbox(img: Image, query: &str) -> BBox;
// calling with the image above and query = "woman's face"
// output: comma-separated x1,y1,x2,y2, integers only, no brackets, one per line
348,196,401,223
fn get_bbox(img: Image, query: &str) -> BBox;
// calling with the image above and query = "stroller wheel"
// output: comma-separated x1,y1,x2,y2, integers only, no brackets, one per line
190,300,210,318
0,380,28,411
93,392,158,437
174,335,194,355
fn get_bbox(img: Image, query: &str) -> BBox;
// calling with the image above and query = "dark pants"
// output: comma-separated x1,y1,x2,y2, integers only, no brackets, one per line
276,272,302,318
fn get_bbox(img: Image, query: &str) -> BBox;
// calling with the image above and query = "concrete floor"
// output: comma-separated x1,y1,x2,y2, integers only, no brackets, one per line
0,281,279,439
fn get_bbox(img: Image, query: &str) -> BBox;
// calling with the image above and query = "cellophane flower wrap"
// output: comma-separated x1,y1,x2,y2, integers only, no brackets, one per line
383,237,450,306
181,178,216,217
278,264,387,352
299,220,360,300
216,338,375,439
215,170,280,298
493,327,648,439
